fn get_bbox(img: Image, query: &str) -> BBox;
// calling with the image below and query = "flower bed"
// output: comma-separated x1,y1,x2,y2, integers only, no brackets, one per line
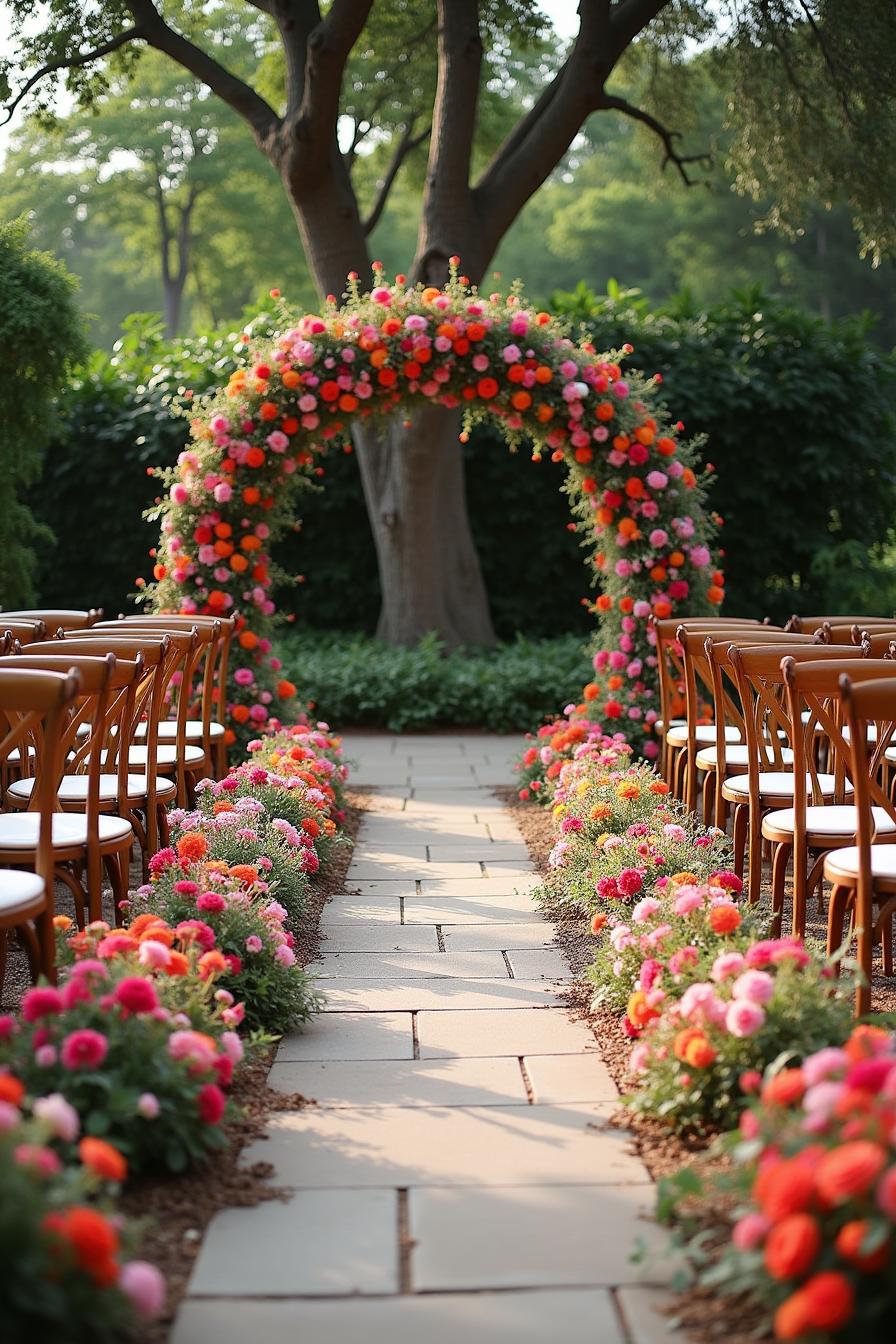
517,717,887,1341
0,715,351,1335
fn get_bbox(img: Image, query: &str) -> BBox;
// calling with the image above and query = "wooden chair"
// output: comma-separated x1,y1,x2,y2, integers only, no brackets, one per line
765,657,896,940
786,615,895,634
0,608,101,632
0,654,135,924
831,673,896,1014
681,629,818,822
0,618,47,645
58,626,204,806
724,643,867,903
0,666,81,988
113,614,234,777
652,616,768,785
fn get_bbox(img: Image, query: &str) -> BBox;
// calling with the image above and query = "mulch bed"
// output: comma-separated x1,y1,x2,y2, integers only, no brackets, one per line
1,788,368,1342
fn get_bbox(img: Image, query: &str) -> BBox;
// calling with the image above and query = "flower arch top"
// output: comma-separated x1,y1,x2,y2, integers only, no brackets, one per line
143,266,723,750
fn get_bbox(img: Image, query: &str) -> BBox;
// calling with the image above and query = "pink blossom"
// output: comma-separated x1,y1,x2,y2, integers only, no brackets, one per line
137,1092,160,1119
732,1213,770,1251
275,944,296,967
732,970,775,1005
673,887,704,916
0,1101,20,1130
60,1029,108,1070
33,1093,79,1141
725,999,766,1037
120,1261,166,1319
711,951,746,982
21,987,64,1022
802,1046,849,1087
631,896,661,924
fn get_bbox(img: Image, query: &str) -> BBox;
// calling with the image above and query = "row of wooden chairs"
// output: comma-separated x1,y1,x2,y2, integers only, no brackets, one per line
655,613,896,1012
0,609,235,993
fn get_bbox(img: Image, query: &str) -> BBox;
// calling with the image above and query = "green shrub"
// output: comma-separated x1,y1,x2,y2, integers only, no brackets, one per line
553,283,896,623
279,631,592,732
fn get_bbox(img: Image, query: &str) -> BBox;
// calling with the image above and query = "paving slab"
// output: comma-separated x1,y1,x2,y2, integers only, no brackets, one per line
347,860,489,881
320,977,563,1011
317,923,439,953
187,1189,398,1295
402,896,542,925
506,946,569,979
417,1006,598,1057
311,950,509,978
410,1184,674,1289
524,1052,619,1104
321,896,403,923
172,1289,626,1344
277,1011,414,1061
440,922,558,951
268,1056,529,1108
427,843,530,861
242,1103,649,1188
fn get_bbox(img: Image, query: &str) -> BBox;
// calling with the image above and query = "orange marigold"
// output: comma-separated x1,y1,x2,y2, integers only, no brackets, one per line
176,831,207,862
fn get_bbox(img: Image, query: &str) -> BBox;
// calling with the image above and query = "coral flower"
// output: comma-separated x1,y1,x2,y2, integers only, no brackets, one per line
816,1140,888,1207
835,1218,890,1272
79,1137,128,1183
764,1213,821,1280
176,831,208,863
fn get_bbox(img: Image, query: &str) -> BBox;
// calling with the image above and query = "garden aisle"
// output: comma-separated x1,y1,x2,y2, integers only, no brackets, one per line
172,735,677,1344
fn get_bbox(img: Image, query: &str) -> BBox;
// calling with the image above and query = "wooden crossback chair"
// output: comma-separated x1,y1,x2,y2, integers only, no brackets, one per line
0,619,47,646
679,628,818,823
724,643,867,904
114,614,234,778
59,626,202,807
832,672,896,1014
786,615,896,634
652,616,766,787
0,653,136,924
0,666,81,988
769,657,896,941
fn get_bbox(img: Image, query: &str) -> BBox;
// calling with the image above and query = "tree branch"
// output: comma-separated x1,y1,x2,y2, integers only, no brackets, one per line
2,27,144,126
608,0,671,56
600,92,711,184
473,0,615,253
362,121,431,235
293,0,375,140
123,0,279,144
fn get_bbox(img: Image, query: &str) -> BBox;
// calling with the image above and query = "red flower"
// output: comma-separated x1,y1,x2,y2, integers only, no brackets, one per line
113,977,159,1015
764,1214,821,1280
197,1083,226,1125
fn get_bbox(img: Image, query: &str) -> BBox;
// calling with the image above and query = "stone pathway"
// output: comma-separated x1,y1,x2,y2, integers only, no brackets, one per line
172,735,676,1344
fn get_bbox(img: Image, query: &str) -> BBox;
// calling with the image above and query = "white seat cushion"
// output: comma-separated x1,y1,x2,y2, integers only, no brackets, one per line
655,718,686,734
763,804,896,839
825,844,896,882
724,771,841,800
696,745,794,771
135,719,226,742
0,813,132,849
7,774,176,806
0,869,45,915
666,724,742,747
113,744,206,770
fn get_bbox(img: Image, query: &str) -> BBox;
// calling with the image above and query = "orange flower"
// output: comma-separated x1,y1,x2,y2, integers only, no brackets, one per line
753,1157,815,1222
277,679,297,699
590,803,612,821
583,682,599,701
165,950,191,976
649,781,670,795
764,1213,821,1281
626,990,660,1032
591,911,607,935
177,831,207,863
79,1137,128,1183
53,914,73,931
708,903,741,935
53,1206,120,1283
231,704,250,724
797,1271,854,1332
816,1141,887,1207
844,1024,891,1062
198,950,228,980
238,630,259,650
673,1027,716,1069
0,1073,25,1106
230,863,259,884
761,1068,807,1109
669,871,698,886
616,781,640,799
836,1218,890,1272
773,1291,811,1340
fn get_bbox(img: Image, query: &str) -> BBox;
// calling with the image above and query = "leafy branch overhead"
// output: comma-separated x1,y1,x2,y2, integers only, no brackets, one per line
3,0,894,287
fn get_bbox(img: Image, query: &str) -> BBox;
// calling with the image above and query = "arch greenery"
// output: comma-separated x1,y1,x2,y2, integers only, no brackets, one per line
143,267,722,751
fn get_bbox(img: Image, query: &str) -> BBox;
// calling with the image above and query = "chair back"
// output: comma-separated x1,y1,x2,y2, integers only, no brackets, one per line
787,615,895,634
0,618,46,645
0,609,101,632
862,632,896,659
838,672,896,1012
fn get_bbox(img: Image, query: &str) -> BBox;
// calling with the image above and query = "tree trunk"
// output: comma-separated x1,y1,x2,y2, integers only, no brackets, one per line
279,145,496,647
352,403,495,647
162,273,186,337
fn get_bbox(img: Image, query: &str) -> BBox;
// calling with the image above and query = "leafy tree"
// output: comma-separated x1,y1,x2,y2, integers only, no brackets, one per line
0,217,87,605
3,1,895,643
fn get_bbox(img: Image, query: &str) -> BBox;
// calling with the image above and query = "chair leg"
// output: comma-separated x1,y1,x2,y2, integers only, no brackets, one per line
881,910,894,978
32,911,55,985
747,809,763,905
732,804,748,880
771,841,790,937
826,883,852,967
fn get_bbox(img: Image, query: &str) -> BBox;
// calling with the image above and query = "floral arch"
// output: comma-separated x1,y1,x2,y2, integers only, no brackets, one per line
142,265,723,752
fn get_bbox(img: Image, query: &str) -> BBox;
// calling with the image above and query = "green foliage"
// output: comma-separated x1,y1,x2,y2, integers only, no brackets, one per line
0,216,86,605
552,284,896,623
277,631,592,733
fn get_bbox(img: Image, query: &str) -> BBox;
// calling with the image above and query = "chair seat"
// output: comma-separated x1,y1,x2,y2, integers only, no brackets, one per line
824,844,896,885
135,719,226,742
7,774,177,808
0,812,132,851
0,869,46,919
666,724,742,747
723,771,841,802
695,745,794,771
656,718,686,735
107,744,206,770
763,804,896,842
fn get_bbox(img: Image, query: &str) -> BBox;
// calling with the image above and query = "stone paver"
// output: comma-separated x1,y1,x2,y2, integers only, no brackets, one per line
268,1056,529,1107
174,734,670,1342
